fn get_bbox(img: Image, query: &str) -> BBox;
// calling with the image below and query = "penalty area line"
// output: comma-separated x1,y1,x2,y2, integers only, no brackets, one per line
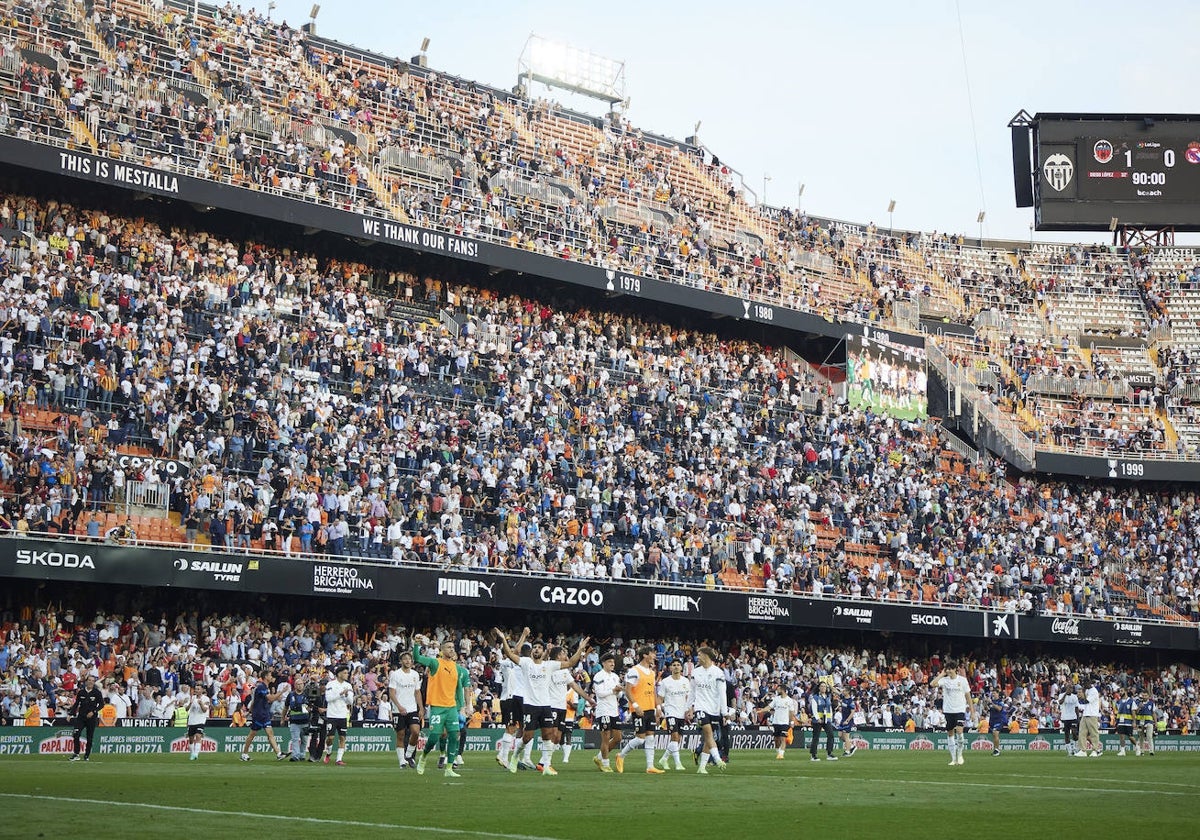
0,793,566,840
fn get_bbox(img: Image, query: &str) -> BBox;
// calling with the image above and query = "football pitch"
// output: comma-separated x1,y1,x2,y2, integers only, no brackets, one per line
0,749,1195,839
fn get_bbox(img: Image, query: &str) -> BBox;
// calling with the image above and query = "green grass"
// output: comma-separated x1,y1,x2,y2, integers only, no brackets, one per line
0,748,1195,839
847,384,928,421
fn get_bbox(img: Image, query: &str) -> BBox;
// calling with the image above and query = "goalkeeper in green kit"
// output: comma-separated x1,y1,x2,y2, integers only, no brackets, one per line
412,634,472,778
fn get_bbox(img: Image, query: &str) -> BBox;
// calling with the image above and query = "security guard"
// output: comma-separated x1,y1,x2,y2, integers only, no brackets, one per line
285,675,310,761
808,681,838,761
1135,689,1157,756
1115,689,1136,756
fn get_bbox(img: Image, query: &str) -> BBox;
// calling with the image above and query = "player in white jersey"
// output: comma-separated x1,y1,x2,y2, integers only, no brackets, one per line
496,630,530,768
496,626,589,776
543,652,591,774
690,647,728,774
324,663,355,766
591,652,624,773
185,685,211,761
1059,685,1081,755
656,659,692,770
760,682,799,760
931,659,973,766
388,652,424,768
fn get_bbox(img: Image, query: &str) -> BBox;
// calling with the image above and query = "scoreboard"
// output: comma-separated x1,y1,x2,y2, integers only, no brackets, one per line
1030,114,1200,231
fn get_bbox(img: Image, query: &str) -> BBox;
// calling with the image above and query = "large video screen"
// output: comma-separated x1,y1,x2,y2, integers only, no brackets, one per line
1033,113,1200,231
846,334,928,421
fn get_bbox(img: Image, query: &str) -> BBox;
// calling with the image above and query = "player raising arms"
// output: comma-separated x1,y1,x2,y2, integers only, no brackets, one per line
496,629,530,770
412,634,471,778
690,646,729,774
616,645,665,775
495,627,589,777
591,652,625,773
657,659,691,771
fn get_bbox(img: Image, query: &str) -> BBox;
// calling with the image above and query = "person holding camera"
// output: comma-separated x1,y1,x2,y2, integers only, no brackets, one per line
305,670,328,761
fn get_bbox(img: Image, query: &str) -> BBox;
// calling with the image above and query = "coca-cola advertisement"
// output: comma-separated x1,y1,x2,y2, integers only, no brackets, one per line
1051,617,1081,636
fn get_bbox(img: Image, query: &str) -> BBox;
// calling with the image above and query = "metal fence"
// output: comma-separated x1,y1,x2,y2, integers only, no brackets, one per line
926,340,1035,468
1025,375,1132,399
125,480,170,513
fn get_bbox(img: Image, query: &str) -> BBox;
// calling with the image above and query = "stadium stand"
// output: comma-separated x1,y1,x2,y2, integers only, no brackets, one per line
1,600,1197,734
0,0,1196,634
0,183,1196,623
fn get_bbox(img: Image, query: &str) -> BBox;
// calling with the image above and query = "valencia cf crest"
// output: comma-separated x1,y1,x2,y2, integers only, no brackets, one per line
1042,154,1074,192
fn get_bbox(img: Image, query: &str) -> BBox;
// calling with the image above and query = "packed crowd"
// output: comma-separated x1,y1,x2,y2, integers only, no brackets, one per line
2,603,1197,736
0,185,1198,621
3,0,1200,467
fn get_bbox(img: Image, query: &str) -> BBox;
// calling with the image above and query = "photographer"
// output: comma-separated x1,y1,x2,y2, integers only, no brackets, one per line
305,673,327,762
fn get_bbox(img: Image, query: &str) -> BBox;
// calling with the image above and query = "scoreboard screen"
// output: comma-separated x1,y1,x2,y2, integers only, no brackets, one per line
1031,114,1200,231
